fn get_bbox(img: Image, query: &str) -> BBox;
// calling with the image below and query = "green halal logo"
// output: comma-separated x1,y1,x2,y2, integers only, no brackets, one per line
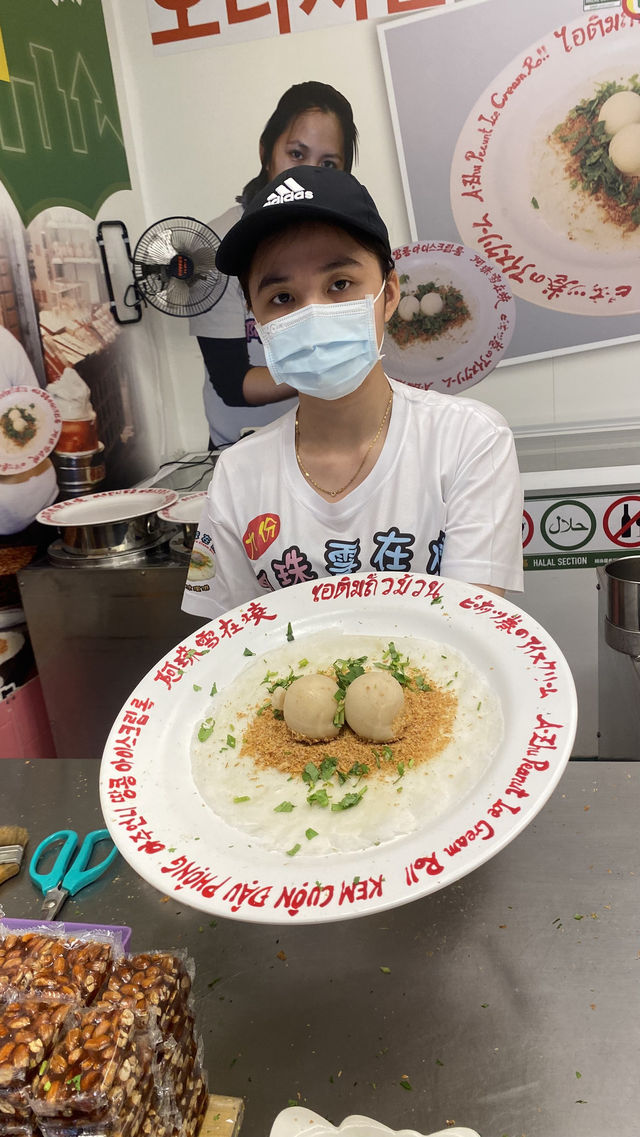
0,0,130,224
541,500,597,551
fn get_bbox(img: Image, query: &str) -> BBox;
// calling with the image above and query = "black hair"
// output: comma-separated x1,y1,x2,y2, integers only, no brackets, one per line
239,82,359,206
238,220,394,309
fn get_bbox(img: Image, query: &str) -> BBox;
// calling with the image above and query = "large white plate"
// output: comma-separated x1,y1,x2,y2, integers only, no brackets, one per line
270,1107,479,1137
99,573,577,925
450,12,640,315
384,242,514,392
37,487,178,526
0,386,61,474
158,491,207,525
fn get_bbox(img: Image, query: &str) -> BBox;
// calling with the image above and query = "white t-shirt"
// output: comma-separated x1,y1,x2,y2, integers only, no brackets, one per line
0,326,40,388
182,379,524,619
189,204,297,448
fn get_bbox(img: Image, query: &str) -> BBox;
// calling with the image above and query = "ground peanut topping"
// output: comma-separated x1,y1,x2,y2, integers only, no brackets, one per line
241,668,457,778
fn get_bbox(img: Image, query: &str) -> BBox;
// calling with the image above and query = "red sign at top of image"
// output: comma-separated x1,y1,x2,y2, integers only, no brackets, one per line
148,0,448,47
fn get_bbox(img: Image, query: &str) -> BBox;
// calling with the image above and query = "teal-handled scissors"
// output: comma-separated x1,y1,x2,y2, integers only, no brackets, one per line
29,830,119,919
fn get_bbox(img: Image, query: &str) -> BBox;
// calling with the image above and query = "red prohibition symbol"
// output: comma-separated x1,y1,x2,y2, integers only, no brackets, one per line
603,495,640,549
522,509,534,549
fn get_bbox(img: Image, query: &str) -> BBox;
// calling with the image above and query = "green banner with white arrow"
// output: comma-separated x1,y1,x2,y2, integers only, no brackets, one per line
0,0,130,225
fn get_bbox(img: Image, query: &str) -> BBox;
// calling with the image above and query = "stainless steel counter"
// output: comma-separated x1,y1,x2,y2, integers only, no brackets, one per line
1,759,637,1137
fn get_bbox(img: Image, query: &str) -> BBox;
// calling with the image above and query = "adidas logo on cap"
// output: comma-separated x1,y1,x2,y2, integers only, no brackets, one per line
264,176,314,207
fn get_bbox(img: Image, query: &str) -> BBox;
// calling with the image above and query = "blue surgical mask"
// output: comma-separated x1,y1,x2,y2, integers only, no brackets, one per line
255,283,386,401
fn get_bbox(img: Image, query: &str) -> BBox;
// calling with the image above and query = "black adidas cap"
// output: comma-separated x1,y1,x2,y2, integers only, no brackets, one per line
216,166,392,277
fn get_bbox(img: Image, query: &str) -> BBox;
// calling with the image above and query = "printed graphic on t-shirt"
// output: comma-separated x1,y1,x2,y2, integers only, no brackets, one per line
324,538,361,575
245,316,261,345
427,530,445,575
257,569,274,591
186,531,216,589
243,513,281,560
370,527,415,572
271,544,318,588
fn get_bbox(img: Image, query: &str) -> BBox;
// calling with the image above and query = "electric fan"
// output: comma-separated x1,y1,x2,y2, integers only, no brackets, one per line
97,217,228,324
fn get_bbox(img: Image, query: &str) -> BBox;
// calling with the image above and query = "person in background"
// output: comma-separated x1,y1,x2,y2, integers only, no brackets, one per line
182,166,523,621
0,326,57,536
190,81,359,449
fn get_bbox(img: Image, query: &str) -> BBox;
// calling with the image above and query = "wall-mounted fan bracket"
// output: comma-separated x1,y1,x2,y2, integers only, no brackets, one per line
96,220,143,325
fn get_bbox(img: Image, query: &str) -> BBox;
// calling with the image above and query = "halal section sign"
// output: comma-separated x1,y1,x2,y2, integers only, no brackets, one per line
523,491,640,570
0,0,130,225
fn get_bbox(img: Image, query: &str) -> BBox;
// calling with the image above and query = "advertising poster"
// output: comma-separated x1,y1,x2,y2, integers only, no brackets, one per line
379,0,640,362
144,0,453,53
0,0,155,497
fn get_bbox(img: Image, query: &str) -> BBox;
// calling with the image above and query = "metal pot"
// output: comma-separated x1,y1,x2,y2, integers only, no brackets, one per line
603,556,640,658
51,444,106,496
58,510,170,556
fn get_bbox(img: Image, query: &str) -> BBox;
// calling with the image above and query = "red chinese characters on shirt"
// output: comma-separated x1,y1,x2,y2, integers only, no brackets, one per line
243,513,281,560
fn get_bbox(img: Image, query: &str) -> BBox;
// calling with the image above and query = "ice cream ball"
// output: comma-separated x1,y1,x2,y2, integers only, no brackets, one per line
609,122,640,176
344,671,406,742
283,674,341,740
397,295,420,321
419,291,444,317
598,90,640,137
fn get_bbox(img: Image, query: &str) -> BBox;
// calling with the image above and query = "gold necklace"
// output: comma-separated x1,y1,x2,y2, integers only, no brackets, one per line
295,393,393,498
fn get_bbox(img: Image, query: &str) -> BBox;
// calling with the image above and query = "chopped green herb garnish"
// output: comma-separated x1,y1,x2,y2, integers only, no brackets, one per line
226,733,236,748
193,684,202,692
305,828,318,840
233,796,250,803
380,966,391,974
414,674,431,691
43,1081,52,1092
286,622,294,641
298,658,309,667
197,717,215,743
274,801,295,813
243,647,255,656
307,788,330,809
373,641,412,686
39,1061,48,1075
531,196,540,209
399,1079,413,1090
330,787,368,811
302,761,320,786
348,761,370,781
286,843,301,857
210,683,217,696
319,755,338,782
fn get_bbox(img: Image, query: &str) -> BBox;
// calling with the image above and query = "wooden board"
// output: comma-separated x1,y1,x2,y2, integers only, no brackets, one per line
201,1094,245,1137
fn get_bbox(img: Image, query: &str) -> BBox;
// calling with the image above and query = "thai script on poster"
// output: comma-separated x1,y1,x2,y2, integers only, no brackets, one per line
145,0,452,52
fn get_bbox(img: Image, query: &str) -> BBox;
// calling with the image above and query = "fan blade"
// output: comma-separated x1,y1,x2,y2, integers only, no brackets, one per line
144,229,177,264
189,247,218,273
163,277,193,308
170,224,216,255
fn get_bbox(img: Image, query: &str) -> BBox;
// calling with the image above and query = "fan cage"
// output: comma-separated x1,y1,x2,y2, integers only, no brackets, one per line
132,216,227,317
